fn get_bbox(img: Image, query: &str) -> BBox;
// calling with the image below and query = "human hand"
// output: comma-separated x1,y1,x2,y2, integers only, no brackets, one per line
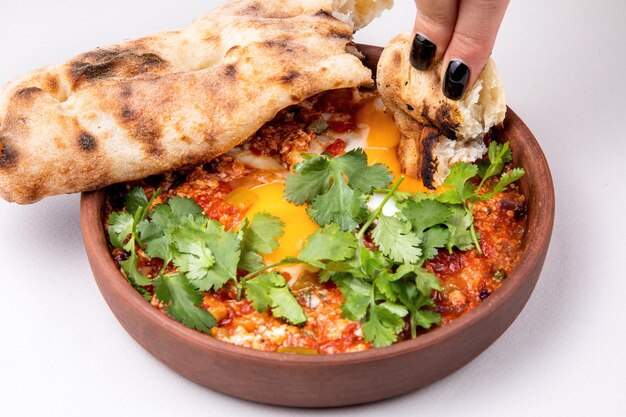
410,0,510,100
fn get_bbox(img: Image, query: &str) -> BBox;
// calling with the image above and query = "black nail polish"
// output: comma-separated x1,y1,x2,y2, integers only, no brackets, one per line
443,60,470,100
409,34,436,70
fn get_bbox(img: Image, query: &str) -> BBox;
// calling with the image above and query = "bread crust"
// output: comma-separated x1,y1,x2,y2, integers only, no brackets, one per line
0,0,374,204
377,33,506,188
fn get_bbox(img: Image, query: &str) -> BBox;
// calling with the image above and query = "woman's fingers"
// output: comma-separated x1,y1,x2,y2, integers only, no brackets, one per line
411,0,459,70
442,0,510,99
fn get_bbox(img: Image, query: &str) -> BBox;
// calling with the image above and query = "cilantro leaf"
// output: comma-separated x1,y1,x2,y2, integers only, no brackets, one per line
394,280,441,337
171,219,240,291
374,272,397,302
371,215,422,264
413,307,441,329
478,141,512,180
284,156,333,205
107,211,134,251
298,224,357,268
168,196,203,218
491,168,526,195
436,162,478,205
144,235,173,262
362,302,408,348
332,149,393,195
284,149,392,230
307,179,367,231
237,251,265,273
124,187,149,216
444,206,475,251
172,236,216,283
334,275,372,321
241,213,284,255
244,273,307,325
400,199,452,234
419,227,450,262
120,252,152,287
359,246,389,277
392,264,442,295
154,273,217,333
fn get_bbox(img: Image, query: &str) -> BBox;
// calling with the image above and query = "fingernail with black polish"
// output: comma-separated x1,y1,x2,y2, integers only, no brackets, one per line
443,60,470,100
410,34,436,70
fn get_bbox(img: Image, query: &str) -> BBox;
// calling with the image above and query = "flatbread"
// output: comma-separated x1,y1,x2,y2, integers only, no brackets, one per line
0,0,392,204
377,33,506,188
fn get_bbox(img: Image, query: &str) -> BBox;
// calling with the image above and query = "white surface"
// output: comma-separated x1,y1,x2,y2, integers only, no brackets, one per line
1,0,625,415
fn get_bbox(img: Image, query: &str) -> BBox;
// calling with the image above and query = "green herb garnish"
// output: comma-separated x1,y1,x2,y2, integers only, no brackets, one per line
108,142,524,347
108,193,306,332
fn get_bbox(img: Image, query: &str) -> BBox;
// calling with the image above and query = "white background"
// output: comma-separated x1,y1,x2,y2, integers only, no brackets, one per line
1,0,625,415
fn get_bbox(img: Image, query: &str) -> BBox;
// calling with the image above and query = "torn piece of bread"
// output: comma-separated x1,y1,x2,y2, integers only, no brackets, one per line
377,33,506,188
0,0,391,204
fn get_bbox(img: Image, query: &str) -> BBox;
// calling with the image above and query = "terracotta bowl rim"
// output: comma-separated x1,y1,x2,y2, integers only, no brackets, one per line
79,48,555,367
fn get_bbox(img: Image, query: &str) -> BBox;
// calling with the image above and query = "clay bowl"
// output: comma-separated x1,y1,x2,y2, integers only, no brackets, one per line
80,45,554,408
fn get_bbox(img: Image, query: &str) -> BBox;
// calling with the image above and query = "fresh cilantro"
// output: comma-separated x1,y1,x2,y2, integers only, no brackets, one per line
119,252,152,287
371,215,422,264
401,199,452,234
307,179,368,231
154,273,217,333
335,275,372,321
298,224,357,268
171,219,240,291
108,189,295,333
241,213,285,255
236,213,284,273
419,227,450,262
107,141,524,349
436,163,478,205
444,206,475,252
477,141,513,182
244,273,307,325
361,302,408,348
124,187,150,217
284,149,392,231
108,211,134,251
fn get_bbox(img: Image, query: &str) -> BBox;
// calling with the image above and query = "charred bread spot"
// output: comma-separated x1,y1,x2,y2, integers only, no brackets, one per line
315,9,339,21
130,119,163,157
120,84,133,98
435,105,459,139
420,130,440,189
263,38,294,53
280,70,300,84
14,87,43,101
78,132,97,152
69,49,168,88
224,64,237,78
45,75,60,95
0,138,18,170
328,27,352,40
120,106,134,121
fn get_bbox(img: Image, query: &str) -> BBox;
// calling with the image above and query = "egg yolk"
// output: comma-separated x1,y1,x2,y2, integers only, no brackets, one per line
244,182,319,264
357,99,429,194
